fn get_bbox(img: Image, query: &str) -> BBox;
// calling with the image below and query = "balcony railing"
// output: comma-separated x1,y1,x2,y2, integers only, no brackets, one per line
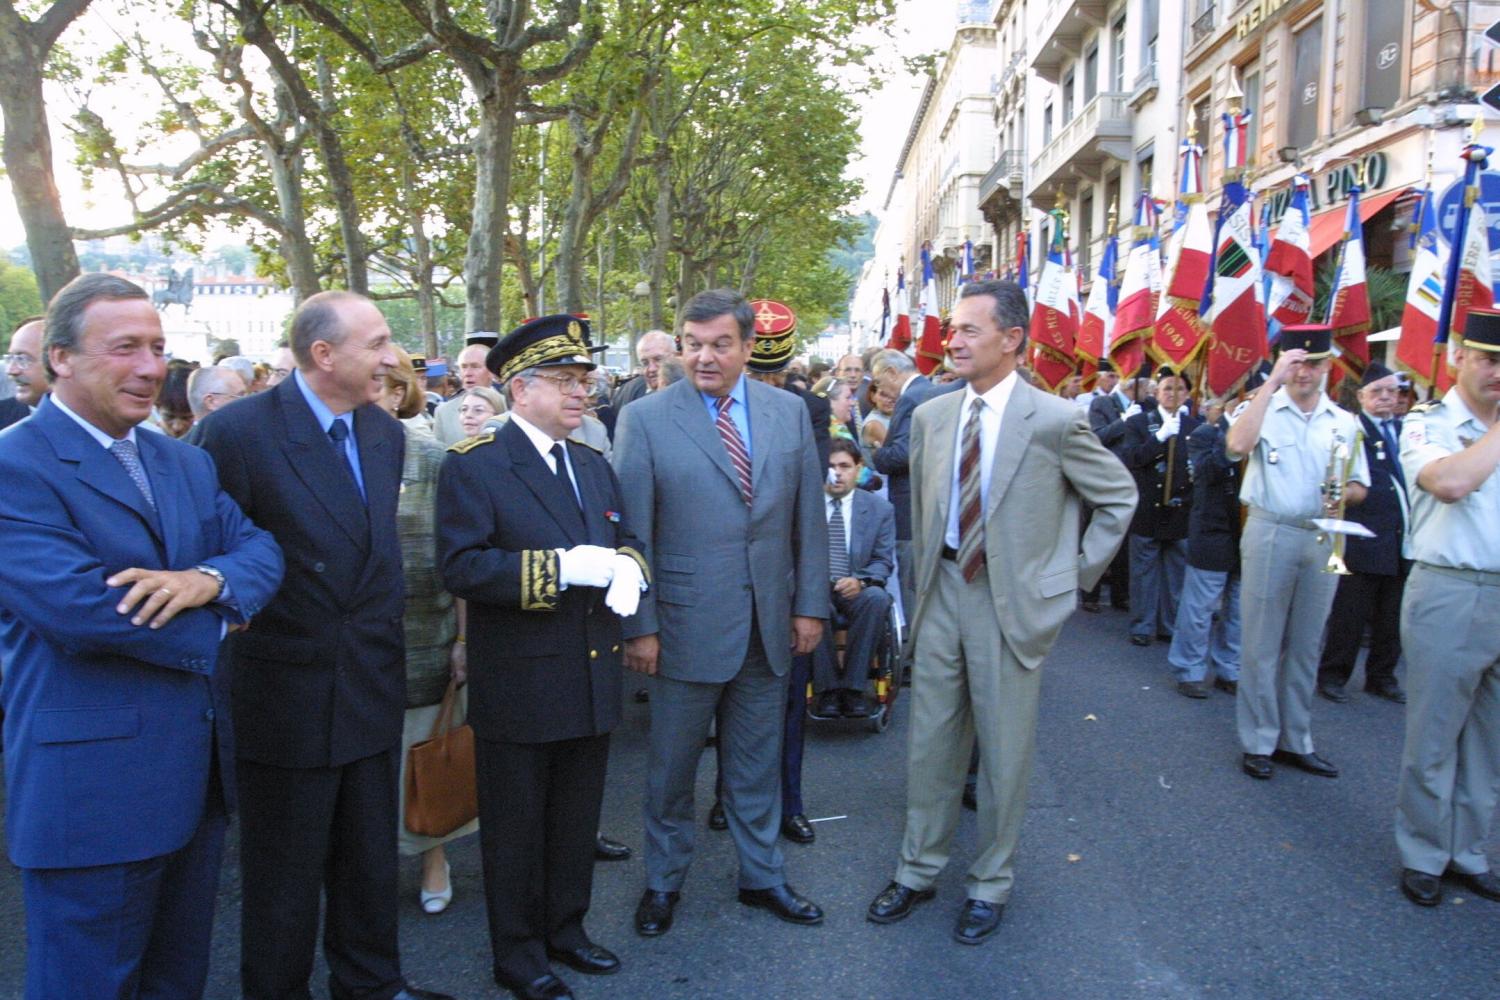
1029,92,1133,204
1191,5,1217,46
978,150,1026,207
1031,0,1109,82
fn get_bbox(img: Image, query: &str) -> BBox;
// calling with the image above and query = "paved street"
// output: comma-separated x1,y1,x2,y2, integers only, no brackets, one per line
1,604,1496,998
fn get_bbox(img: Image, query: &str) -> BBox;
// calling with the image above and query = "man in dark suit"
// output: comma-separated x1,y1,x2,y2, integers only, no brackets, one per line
196,291,451,1000
2,316,46,430
1083,362,1135,611
612,329,675,410
0,274,284,999
1120,370,1201,646
811,438,897,717
438,315,646,1000
872,348,959,624
614,289,829,937
1317,362,1410,704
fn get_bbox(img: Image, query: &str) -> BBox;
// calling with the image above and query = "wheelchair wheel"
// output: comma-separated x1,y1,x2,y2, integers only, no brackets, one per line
868,706,890,733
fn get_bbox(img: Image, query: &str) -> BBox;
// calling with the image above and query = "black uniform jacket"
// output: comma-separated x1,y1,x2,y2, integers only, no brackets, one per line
437,417,647,745
1122,406,1202,540
1344,411,1408,577
1185,417,1241,574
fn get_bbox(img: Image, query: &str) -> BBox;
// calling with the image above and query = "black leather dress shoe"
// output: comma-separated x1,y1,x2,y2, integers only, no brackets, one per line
546,942,621,976
1316,683,1349,703
1366,683,1407,704
866,881,935,924
1400,868,1441,907
842,691,872,717
492,972,572,1000
737,884,823,925
814,691,840,716
708,800,727,830
634,889,680,937
1241,754,1273,779
1272,749,1338,778
1447,868,1500,901
1176,680,1208,699
1081,599,1101,613
952,898,1003,945
781,813,815,843
1213,676,1238,695
393,987,458,1000
594,833,631,861
1129,635,1152,647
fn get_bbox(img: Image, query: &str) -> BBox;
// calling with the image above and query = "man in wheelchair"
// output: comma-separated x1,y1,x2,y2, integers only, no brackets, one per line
812,438,897,717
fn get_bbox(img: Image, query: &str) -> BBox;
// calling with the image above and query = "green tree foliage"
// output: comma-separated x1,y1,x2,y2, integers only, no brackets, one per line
0,260,45,334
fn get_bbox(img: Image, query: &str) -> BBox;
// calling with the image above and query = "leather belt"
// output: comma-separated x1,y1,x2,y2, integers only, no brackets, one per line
941,544,959,562
1247,508,1316,530
1417,562,1500,586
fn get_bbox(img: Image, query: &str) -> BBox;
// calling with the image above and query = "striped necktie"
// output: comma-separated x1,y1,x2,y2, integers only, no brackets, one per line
715,395,753,505
828,498,850,580
955,398,986,583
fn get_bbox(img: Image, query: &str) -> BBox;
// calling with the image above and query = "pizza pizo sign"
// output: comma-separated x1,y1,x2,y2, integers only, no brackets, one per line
1264,152,1389,224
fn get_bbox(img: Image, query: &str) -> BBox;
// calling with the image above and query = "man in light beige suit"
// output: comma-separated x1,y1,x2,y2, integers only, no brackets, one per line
866,280,1136,945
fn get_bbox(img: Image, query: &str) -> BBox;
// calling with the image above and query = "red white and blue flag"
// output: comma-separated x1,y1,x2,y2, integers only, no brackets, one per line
1204,109,1267,396
1029,208,1080,391
1326,183,1372,383
1110,193,1161,376
886,266,912,351
1016,231,1031,306
915,242,945,374
1153,140,1213,371
1396,186,1445,385
1264,174,1315,327
1077,228,1119,366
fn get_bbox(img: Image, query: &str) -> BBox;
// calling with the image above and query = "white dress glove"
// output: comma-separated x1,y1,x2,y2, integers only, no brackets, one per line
1155,415,1180,442
1123,403,1142,420
557,545,617,589
604,553,646,618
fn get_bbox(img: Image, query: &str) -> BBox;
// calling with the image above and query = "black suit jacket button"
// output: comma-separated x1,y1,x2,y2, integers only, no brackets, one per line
204,709,215,721
314,561,326,573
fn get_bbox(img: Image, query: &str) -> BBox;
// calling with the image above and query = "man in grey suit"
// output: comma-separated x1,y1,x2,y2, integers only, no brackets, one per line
872,349,960,623
866,280,1135,945
614,289,829,936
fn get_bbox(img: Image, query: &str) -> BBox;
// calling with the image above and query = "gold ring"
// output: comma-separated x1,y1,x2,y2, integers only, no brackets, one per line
158,587,173,597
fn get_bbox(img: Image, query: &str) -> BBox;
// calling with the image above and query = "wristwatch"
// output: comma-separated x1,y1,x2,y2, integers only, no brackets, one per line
193,563,226,600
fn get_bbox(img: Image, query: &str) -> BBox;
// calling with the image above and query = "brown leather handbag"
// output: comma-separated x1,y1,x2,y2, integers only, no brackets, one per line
404,678,477,837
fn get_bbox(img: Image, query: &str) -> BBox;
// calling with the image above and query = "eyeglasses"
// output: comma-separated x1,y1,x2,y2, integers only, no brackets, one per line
204,390,247,401
532,372,600,394
271,368,291,380
3,353,37,367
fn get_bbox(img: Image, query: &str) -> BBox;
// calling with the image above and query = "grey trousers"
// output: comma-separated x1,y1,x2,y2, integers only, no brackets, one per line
1236,512,1338,755
1395,564,1500,876
1128,534,1186,639
894,559,1042,904
1166,567,1241,683
896,539,915,630
644,637,787,892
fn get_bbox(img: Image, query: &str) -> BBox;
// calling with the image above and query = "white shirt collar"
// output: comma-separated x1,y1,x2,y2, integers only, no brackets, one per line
900,372,921,395
49,392,138,448
508,410,567,461
826,489,855,517
960,369,1018,418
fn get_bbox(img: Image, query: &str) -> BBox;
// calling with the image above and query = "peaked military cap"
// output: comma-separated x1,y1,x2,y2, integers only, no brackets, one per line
486,314,598,383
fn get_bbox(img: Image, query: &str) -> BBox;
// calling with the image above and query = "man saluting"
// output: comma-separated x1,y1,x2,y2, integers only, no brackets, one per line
438,315,647,1000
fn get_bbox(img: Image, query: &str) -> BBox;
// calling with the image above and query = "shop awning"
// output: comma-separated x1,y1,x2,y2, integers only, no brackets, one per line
1306,187,1410,259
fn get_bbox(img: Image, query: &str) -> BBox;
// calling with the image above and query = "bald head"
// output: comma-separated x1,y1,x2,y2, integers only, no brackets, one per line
7,318,46,406
636,330,675,390
457,344,490,389
188,365,248,417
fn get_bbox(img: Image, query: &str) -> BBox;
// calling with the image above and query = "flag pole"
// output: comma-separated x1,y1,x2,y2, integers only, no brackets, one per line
1434,120,1486,386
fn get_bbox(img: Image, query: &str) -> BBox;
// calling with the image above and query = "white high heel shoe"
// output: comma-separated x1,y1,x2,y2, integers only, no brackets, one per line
420,860,453,914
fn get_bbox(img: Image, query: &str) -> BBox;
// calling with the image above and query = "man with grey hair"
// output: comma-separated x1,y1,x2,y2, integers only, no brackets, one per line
872,347,960,626
613,329,676,410
2,316,46,429
187,365,248,418
217,355,256,393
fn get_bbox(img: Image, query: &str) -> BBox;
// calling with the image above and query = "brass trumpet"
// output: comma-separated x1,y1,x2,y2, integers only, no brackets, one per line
1316,430,1363,575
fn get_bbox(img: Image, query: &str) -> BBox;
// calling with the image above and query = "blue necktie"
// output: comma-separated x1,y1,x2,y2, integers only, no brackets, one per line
327,419,366,503
109,439,156,512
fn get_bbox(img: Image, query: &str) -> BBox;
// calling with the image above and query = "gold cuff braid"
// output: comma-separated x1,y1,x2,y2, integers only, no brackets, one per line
521,549,561,611
616,546,651,585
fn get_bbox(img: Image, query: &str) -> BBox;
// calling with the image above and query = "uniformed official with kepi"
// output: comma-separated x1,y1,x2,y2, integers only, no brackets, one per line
1393,308,1500,908
1224,325,1369,781
437,314,649,1000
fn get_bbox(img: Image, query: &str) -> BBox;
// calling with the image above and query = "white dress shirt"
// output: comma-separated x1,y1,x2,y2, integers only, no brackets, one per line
826,490,856,559
510,411,581,506
945,370,1019,548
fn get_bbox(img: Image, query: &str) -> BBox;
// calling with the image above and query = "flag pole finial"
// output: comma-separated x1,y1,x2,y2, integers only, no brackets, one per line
1470,115,1485,145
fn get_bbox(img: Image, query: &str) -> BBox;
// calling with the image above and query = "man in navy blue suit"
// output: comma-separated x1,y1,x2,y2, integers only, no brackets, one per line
0,274,284,999
196,290,452,1000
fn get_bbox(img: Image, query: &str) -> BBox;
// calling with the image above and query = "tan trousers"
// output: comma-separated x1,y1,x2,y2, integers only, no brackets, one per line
895,559,1042,904
1396,564,1500,876
1236,513,1338,755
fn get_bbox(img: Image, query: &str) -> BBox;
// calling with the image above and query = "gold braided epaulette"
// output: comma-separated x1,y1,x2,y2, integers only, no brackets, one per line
1409,400,1440,414
447,429,495,454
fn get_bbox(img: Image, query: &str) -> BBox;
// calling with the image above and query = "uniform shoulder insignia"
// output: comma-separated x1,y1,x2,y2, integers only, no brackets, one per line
447,429,495,454
569,437,604,455
1409,400,1440,414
